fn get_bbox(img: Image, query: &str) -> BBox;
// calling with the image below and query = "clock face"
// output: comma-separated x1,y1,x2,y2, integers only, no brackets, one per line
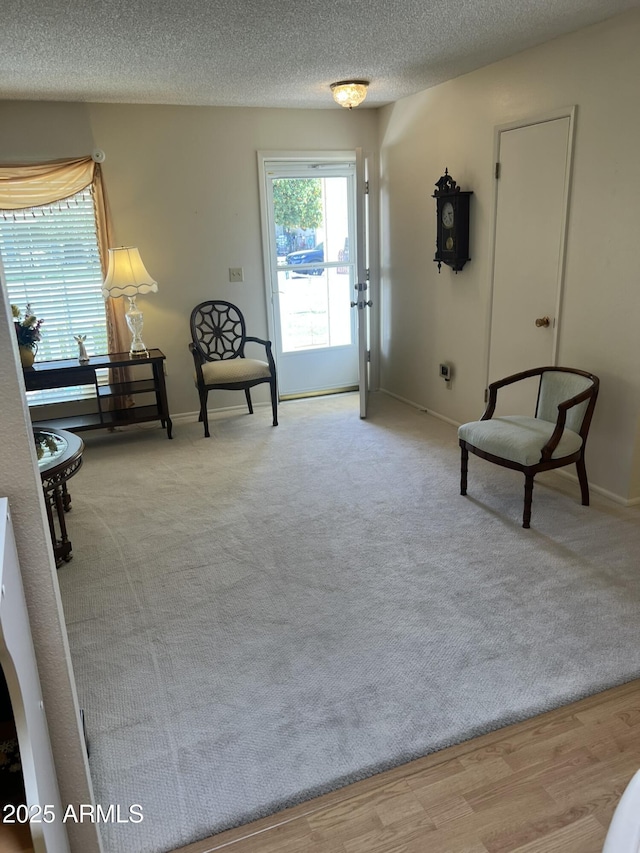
442,201,455,229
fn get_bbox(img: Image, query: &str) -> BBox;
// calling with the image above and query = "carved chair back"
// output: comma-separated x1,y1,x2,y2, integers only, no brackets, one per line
190,301,247,362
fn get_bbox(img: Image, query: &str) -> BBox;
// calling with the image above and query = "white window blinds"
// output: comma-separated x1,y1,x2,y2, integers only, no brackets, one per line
0,188,108,363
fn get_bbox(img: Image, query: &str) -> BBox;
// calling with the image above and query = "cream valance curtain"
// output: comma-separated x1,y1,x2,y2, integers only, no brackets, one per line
0,156,131,395
0,157,96,210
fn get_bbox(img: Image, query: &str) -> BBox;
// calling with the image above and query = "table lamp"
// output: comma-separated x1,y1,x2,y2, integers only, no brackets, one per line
102,247,158,357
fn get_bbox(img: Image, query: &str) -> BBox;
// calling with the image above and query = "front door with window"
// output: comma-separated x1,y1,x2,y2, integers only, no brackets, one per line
261,159,359,398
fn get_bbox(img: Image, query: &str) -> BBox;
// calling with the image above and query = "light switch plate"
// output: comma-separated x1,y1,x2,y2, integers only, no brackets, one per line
229,267,244,282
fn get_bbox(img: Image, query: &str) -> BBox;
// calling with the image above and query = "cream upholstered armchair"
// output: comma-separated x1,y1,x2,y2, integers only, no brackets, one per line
458,366,599,528
189,300,278,438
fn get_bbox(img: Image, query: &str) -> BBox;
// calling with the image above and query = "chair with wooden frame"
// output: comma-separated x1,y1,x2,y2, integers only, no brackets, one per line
189,300,278,438
458,366,599,528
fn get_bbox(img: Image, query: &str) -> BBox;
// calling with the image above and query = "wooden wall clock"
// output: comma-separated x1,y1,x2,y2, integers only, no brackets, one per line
432,169,472,272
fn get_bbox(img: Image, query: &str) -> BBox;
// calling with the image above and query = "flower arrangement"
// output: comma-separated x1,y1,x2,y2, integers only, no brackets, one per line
33,430,61,461
12,304,43,350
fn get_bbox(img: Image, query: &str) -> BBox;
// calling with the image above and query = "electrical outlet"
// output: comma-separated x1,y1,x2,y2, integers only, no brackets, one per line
229,267,244,282
439,362,452,381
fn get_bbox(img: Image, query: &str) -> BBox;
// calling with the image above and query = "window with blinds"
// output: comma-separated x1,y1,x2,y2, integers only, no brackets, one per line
0,187,108,402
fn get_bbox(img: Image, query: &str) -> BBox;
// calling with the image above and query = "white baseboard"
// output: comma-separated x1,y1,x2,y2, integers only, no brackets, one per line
378,388,460,428
171,401,272,425
554,468,639,507
171,410,200,424
378,389,639,507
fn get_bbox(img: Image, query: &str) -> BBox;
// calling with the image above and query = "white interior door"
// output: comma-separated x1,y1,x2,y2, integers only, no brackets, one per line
488,112,574,414
261,158,359,398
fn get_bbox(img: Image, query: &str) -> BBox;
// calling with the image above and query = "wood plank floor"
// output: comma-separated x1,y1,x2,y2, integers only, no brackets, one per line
173,679,640,853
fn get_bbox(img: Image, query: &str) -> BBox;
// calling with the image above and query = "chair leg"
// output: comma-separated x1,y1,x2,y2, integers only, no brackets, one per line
576,455,590,506
460,444,468,495
523,474,534,528
270,378,278,426
245,388,254,415
199,390,210,438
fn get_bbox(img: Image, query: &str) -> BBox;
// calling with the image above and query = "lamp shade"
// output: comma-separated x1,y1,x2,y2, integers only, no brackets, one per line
330,80,369,109
102,247,158,298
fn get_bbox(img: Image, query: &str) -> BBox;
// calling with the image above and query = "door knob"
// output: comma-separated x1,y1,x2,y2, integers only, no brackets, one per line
535,316,551,328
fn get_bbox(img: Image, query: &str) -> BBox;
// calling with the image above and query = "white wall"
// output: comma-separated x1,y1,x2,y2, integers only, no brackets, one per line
378,7,640,503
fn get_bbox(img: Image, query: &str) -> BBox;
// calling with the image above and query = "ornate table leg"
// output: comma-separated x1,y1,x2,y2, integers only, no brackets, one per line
42,485,73,566
62,482,72,512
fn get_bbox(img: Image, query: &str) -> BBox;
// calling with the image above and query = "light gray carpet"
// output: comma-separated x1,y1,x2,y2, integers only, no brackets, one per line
57,392,640,853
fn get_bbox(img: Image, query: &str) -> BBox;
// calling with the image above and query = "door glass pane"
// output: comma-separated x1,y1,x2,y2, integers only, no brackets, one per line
276,267,353,352
271,174,354,352
272,177,323,265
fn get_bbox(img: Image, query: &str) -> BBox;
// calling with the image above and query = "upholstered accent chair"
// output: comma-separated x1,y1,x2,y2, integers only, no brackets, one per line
458,366,599,528
189,300,278,438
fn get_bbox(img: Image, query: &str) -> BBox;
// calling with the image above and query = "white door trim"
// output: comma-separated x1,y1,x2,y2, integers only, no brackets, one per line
257,150,358,365
258,151,363,396
363,150,380,393
484,106,576,389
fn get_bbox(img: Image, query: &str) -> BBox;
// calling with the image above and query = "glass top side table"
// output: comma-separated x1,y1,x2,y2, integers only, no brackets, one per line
34,427,84,566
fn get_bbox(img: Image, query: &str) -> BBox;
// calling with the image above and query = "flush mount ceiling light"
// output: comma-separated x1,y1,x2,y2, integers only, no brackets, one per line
330,80,369,109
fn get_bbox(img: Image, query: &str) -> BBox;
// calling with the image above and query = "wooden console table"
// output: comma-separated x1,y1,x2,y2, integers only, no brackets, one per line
23,349,173,439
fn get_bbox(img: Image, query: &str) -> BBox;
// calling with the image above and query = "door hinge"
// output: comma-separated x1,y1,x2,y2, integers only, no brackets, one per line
367,350,371,363
356,281,368,292
484,388,489,403
364,180,369,194
495,162,500,179
365,268,370,281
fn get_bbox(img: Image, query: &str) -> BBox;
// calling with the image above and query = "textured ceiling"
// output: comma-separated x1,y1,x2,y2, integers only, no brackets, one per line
2,0,639,109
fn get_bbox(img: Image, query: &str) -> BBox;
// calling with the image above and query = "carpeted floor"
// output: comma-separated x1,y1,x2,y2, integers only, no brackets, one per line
57,392,640,853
